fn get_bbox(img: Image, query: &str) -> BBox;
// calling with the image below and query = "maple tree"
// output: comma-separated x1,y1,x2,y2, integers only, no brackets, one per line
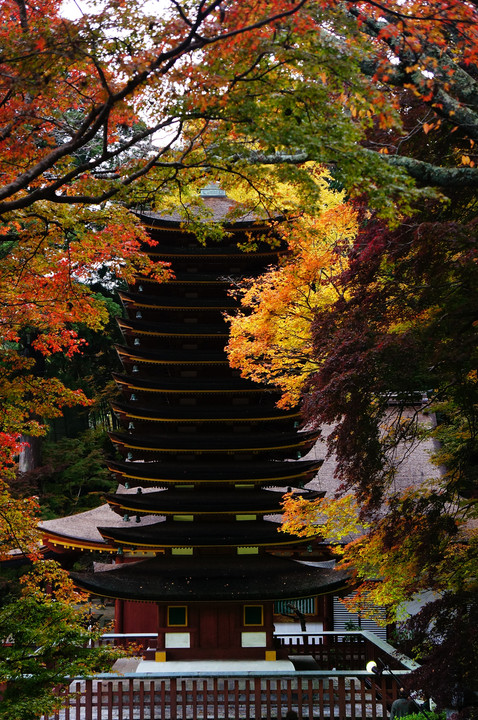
178,0,478,218
227,170,358,406
0,492,120,720
232,208,478,703
1,0,478,707
0,561,121,720
2,0,478,217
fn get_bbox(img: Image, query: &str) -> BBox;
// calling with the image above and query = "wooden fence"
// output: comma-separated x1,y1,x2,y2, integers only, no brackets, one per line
43,671,403,720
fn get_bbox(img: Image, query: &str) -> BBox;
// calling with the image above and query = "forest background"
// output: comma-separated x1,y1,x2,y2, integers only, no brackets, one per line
0,0,477,717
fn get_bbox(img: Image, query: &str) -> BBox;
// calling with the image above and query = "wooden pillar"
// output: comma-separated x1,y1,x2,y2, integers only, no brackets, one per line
115,598,124,633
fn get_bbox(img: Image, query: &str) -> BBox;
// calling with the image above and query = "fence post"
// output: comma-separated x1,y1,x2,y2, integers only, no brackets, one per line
254,676,262,719
85,679,93,720
170,676,177,719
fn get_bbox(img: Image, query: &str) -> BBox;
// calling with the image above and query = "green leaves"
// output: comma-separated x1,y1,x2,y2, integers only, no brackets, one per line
0,592,119,720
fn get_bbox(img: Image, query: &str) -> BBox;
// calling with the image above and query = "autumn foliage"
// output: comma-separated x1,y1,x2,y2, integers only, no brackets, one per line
227,173,358,406
1,0,478,709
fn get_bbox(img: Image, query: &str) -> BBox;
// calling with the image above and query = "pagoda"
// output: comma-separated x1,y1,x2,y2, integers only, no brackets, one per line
41,186,348,661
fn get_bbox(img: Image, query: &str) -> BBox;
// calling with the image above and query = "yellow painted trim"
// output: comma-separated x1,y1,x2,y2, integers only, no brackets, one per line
114,380,264,394
146,248,277,257
155,651,167,662
108,502,278,516
117,328,229,339
114,439,313,452
111,410,299,423
116,354,227,366
98,534,308,549
237,547,259,555
43,536,116,553
121,300,233,310
117,330,229,339
141,222,271,233
107,469,319,483
265,651,277,661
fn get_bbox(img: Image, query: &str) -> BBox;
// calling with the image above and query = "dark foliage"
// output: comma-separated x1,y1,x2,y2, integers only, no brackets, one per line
303,214,478,514
398,591,478,711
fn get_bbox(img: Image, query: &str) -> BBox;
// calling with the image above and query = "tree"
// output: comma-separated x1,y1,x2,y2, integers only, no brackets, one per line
2,0,478,706
0,562,121,720
172,0,478,217
228,206,478,703
0,0,315,215
2,0,478,218
2,0,478,474
0,481,121,720
227,169,358,407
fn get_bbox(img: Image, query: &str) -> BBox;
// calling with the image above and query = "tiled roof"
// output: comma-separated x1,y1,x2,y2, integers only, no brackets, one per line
72,554,350,601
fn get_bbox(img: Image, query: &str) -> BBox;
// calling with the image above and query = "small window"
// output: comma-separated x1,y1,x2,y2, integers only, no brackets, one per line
237,546,258,555
244,605,263,626
168,606,188,626
171,547,193,555
274,597,317,615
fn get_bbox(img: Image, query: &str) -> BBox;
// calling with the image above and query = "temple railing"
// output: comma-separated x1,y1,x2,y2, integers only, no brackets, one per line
274,630,414,671
95,630,416,672
30,632,417,718
41,669,412,720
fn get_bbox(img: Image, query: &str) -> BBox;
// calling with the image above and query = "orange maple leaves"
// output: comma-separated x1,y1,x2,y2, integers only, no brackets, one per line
227,183,358,407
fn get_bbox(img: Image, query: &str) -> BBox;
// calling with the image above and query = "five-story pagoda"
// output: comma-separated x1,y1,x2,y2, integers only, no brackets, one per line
42,185,348,661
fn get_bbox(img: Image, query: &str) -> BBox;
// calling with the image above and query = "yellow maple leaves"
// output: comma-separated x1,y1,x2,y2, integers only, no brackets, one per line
226,170,358,407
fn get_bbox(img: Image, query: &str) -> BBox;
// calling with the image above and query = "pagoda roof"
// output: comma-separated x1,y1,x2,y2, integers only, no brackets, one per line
117,316,228,338
115,345,228,366
111,399,300,423
39,503,159,552
112,373,273,394
133,274,233,286
109,429,319,454
145,246,279,260
71,554,350,602
105,488,323,515
119,290,236,311
97,518,311,549
136,197,270,228
107,458,323,485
